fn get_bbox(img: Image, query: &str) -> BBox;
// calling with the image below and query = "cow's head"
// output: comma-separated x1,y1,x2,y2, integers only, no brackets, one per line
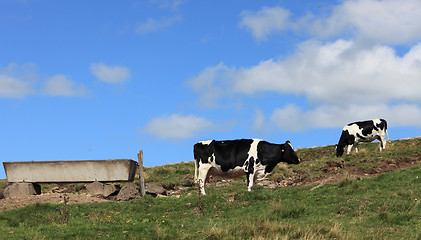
336,130,353,157
335,144,345,157
281,141,300,164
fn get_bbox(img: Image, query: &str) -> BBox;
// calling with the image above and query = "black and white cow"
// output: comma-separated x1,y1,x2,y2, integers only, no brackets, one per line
336,119,390,157
194,139,300,195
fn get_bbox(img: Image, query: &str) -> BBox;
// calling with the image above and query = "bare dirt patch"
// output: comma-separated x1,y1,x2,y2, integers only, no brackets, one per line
285,156,420,187
0,192,110,212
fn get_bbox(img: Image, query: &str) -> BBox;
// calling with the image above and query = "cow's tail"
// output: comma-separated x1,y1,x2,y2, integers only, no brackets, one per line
383,119,391,142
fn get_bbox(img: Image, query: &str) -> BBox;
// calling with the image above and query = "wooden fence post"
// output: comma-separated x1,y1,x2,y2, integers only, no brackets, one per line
137,150,146,196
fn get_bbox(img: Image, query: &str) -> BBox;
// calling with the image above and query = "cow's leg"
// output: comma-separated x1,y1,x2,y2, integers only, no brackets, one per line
246,157,256,191
247,172,255,191
346,144,353,155
354,143,359,154
198,163,212,195
379,135,387,151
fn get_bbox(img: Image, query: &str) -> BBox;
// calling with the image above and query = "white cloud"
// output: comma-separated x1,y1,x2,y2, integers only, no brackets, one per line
239,6,290,41
0,63,35,98
90,63,130,84
135,15,182,35
43,75,87,97
237,40,421,104
240,0,421,45
189,40,421,130
192,40,421,106
313,0,421,44
0,75,33,98
0,63,88,99
187,62,235,107
141,114,212,141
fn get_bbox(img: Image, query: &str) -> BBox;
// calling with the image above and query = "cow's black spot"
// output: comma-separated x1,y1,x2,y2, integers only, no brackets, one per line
376,119,387,130
214,139,253,172
356,133,366,140
341,130,355,145
351,120,376,136
265,162,276,173
361,126,374,136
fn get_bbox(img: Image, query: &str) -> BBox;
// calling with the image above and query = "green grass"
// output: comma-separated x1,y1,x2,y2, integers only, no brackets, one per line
0,166,420,239
144,161,195,187
276,138,421,182
1,138,420,239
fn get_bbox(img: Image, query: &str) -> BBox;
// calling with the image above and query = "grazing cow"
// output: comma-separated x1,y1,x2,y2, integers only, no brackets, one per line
194,139,300,195
336,119,390,157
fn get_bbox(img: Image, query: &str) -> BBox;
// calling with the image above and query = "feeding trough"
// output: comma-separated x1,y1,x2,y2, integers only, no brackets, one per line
3,159,138,183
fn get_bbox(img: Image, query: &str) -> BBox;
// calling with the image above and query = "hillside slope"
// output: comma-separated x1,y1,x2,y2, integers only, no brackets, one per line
144,137,421,192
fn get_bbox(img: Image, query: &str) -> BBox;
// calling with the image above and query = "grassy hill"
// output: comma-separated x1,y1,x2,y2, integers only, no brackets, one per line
144,137,421,190
0,138,420,239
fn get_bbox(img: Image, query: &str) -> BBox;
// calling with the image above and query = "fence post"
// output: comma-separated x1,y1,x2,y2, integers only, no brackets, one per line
137,150,146,196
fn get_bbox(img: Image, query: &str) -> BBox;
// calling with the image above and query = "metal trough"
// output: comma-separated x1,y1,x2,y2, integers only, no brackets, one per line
3,159,138,183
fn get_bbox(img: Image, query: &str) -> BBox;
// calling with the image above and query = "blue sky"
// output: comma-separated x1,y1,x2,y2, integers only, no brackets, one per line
2,0,421,179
